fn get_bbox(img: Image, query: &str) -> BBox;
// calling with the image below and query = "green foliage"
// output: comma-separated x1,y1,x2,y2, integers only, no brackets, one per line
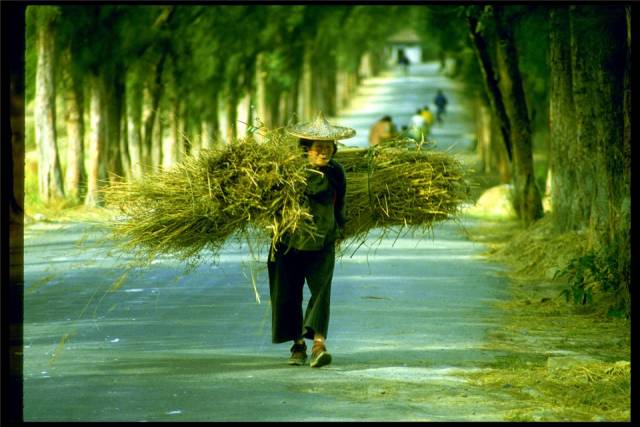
555,248,628,318
25,7,39,103
514,6,550,133
415,6,469,54
25,4,423,123
26,5,61,27
556,254,598,305
413,6,486,98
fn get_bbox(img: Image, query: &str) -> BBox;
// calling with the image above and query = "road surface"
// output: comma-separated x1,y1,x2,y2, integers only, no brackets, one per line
23,63,516,421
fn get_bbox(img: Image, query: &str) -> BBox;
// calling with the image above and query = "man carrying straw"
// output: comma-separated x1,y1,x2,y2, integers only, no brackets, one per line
268,113,355,368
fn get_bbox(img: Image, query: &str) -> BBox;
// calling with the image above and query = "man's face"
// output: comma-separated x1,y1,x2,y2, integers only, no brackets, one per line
308,140,334,167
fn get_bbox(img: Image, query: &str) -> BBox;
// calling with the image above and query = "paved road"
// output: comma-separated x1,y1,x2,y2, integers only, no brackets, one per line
331,61,475,152
23,63,514,421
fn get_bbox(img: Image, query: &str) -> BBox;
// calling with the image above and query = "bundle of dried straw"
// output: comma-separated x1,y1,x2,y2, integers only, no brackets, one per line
102,133,469,265
335,142,469,243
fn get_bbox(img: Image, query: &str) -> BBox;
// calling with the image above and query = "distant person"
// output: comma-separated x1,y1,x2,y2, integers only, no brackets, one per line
369,115,396,147
397,49,410,75
420,105,434,136
434,89,449,124
410,109,427,141
438,50,446,72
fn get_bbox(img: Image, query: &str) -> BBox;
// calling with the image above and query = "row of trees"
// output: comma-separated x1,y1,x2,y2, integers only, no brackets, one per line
25,4,631,314
416,5,630,313
417,5,551,223
28,5,408,206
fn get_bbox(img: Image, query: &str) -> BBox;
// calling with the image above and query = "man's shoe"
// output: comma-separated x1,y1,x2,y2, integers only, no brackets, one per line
288,342,307,365
310,342,332,368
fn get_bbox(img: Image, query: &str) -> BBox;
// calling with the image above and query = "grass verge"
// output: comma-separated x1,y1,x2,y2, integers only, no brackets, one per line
462,215,630,421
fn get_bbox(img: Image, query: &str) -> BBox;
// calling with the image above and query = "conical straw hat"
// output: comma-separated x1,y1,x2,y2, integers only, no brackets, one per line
285,112,356,141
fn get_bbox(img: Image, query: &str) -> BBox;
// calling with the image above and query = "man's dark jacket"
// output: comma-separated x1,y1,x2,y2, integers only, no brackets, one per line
285,159,346,250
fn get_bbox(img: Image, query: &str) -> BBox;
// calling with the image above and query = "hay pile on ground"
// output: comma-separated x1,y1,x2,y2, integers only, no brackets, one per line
102,133,469,265
466,359,630,421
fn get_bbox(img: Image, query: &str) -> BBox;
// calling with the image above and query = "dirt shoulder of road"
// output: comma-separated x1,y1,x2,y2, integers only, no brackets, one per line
461,215,630,422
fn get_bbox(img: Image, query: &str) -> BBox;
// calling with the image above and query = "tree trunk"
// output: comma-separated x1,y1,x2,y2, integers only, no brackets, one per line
104,74,125,182
34,16,64,201
369,49,385,76
570,5,630,312
126,71,143,179
491,117,511,184
592,8,628,248
183,104,197,156
218,96,229,144
236,92,251,139
475,96,491,173
493,5,543,224
325,68,337,117
336,69,347,112
7,5,26,422
277,94,287,128
575,8,628,239
203,91,219,148
359,52,372,79
623,6,631,194
119,100,131,182
63,57,86,203
351,70,359,96
271,91,282,131
85,74,105,207
570,6,611,245
466,8,513,162
475,95,509,181
267,82,282,130
226,94,238,142
162,97,179,168
549,6,580,232
618,5,631,309
299,47,313,119
141,87,152,167
142,52,167,171
255,53,271,129
151,112,163,168
161,112,172,169
314,53,336,117
284,61,302,123
173,98,184,162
